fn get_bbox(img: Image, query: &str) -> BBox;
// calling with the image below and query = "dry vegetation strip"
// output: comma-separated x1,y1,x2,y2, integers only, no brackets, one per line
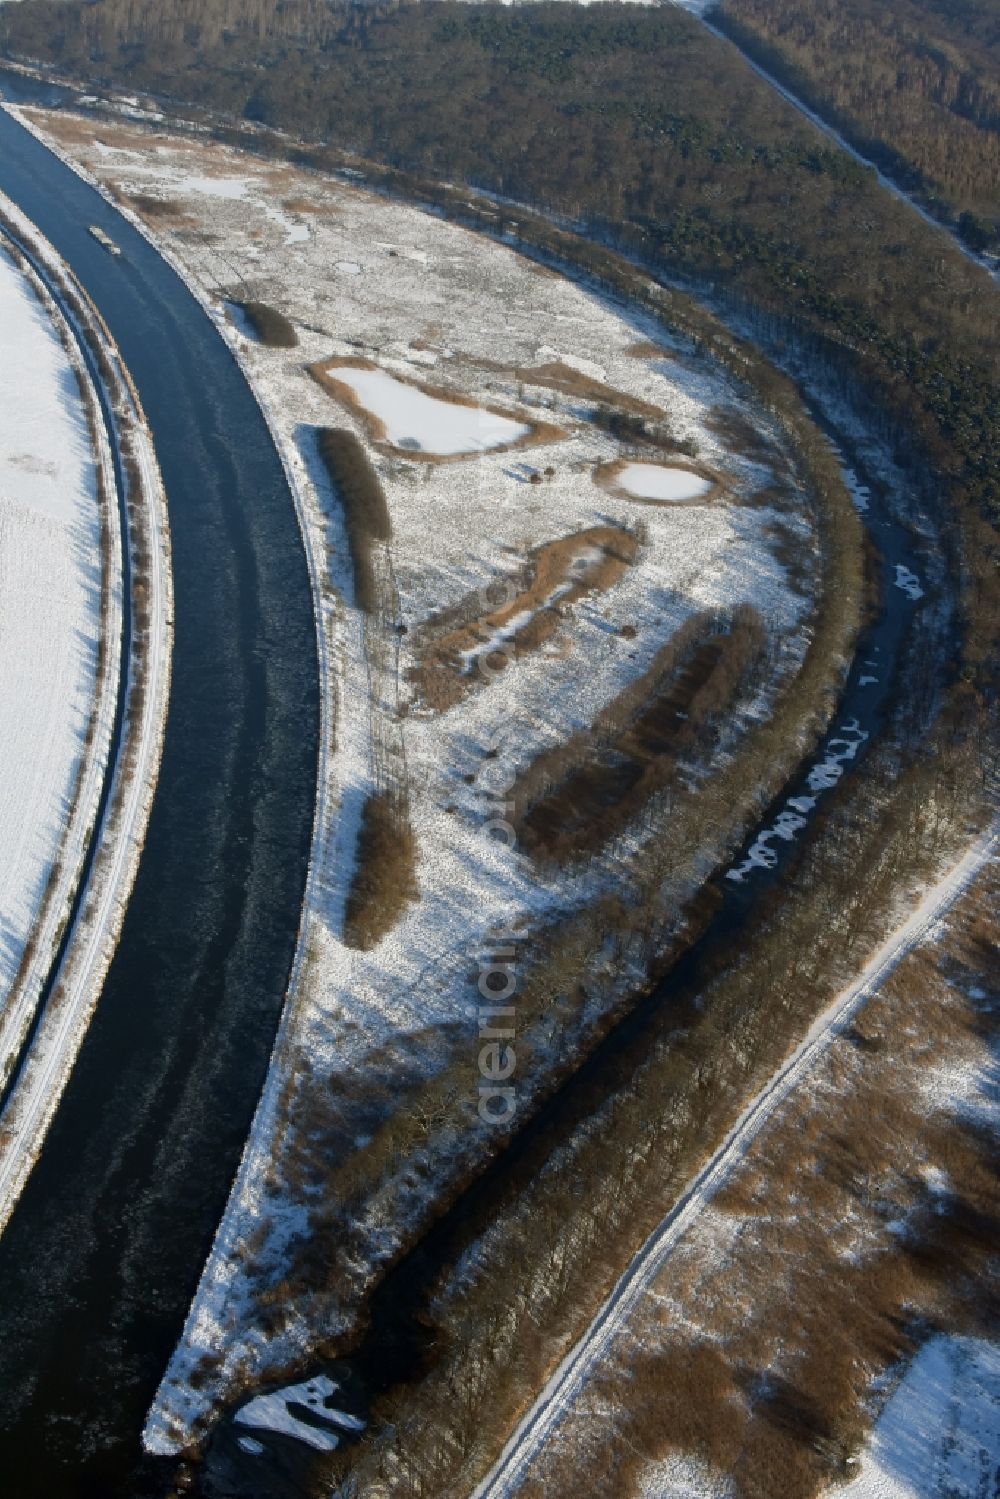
309,356,564,461
514,605,767,863
342,789,418,951
410,525,640,714
518,361,665,420
524,864,1000,1499
124,192,194,226
514,361,698,454
316,426,391,616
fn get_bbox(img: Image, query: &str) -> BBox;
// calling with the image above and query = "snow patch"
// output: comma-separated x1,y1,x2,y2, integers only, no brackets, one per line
833,1336,1000,1499
179,174,249,201
894,565,925,602
640,1452,735,1498
234,1375,365,1454
727,720,867,882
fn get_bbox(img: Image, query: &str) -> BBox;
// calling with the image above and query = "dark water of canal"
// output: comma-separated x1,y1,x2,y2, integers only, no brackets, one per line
0,83,319,1499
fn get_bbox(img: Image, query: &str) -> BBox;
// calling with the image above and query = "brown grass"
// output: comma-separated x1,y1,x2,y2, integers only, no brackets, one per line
523,867,1000,1499
410,524,639,713
518,360,666,419
281,195,328,215
23,110,169,155
126,192,195,226
342,790,418,950
513,605,767,862
309,356,564,462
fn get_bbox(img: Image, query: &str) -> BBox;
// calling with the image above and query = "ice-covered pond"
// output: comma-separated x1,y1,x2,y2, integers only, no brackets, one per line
613,461,714,503
327,365,531,456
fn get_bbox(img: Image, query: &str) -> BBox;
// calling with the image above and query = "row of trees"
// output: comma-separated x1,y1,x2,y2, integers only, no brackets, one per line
4,1,998,527
716,0,1000,244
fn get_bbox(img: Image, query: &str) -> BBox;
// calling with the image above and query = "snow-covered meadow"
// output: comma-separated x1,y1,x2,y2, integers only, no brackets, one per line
836,1336,1000,1499
0,244,102,1020
22,113,821,1444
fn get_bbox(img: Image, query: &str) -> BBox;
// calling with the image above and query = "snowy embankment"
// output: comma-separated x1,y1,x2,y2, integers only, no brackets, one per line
0,238,112,1084
0,178,172,1236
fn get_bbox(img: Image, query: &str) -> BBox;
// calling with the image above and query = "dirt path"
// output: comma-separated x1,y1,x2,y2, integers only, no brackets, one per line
471,824,999,1497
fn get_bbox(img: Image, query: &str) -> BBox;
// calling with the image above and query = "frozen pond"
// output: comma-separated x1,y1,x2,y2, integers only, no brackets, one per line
614,461,714,503
325,364,531,456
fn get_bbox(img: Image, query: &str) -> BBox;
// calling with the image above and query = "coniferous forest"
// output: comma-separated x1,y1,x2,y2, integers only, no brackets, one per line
716,0,1000,250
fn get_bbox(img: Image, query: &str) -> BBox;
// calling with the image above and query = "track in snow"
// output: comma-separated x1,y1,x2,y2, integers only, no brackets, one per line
679,3,998,283
472,826,998,1497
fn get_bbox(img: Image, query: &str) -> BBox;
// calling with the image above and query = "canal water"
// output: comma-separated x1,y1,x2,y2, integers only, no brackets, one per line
0,83,319,1499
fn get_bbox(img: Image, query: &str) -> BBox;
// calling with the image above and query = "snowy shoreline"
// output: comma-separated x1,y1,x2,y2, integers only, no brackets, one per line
0,234,119,1102
0,173,173,1236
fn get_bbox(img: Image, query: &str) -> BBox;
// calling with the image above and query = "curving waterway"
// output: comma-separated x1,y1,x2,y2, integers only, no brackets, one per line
0,89,319,1498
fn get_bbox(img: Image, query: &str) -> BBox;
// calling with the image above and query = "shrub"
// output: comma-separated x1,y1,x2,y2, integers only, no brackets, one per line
343,789,417,949
233,299,298,348
316,427,392,614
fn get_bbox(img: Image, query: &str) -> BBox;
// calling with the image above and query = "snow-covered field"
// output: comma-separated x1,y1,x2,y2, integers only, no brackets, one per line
21,112,822,1447
0,243,101,1019
835,1336,1000,1499
0,177,172,1236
